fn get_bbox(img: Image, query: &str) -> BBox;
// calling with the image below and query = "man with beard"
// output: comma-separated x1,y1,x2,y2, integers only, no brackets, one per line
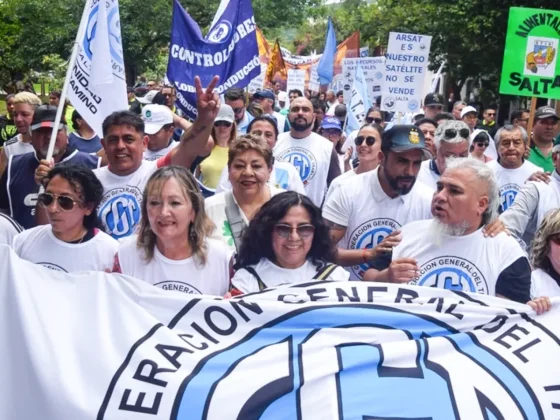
363,158,531,305
322,125,433,280
274,97,341,206
0,105,101,229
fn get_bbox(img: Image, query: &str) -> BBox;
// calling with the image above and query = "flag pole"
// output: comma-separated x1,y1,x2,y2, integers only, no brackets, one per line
45,0,91,162
526,97,537,148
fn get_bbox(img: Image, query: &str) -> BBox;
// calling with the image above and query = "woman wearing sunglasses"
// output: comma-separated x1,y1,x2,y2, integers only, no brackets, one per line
530,210,560,299
230,191,349,294
12,164,118,272
469,131,493,163
197,104,237,189
113,166,231,296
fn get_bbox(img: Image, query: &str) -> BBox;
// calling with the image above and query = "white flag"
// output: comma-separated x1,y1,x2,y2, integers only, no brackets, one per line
68,0,127,137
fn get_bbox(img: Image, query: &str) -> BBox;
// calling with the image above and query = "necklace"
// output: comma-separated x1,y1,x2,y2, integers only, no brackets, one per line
71,230,88,245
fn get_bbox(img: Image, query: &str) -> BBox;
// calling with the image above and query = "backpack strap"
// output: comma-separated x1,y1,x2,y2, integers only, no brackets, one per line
224,191,246,252
313,263,338,281
245,266,267,291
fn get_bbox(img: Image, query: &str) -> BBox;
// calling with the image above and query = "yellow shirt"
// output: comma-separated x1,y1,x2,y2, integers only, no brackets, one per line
200,145,229,189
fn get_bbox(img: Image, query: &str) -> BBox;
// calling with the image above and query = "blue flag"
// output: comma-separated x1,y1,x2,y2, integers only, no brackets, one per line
345,63,371,135
167,0,260,119
317,17,337,85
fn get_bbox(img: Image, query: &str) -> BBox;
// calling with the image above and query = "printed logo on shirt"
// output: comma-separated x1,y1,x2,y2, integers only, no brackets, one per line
278,147,317,185
98,186,143,239
499,183,520,212
349,218,401,279
154,281,202,295
37,262,68,272
412,256,488,294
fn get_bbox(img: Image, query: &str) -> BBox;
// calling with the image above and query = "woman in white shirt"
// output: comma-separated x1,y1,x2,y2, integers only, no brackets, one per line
231,191,349,295
205,134,284,252
113,166,231,296
13,164,117,272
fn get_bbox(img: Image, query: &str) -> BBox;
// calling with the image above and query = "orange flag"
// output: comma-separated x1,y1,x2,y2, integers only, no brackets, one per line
256,26,271,62
265,39,287,83
335,31,360,67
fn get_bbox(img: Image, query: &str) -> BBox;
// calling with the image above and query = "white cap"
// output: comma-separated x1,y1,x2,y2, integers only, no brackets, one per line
278,91,287,102
137,90,158,105
215,104,235,123
461,105,478,119
142,105,173,135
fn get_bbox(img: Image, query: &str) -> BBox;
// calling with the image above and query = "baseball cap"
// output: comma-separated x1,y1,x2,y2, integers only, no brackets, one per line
142,105,173,135
215,104,235,124
278,91,287,102
254,90,275,101
424,93,444,107
137,90,159,105
322,116,342,131
31,105,66,131
535,106,559,121
460,106,478,119
382,125,432,160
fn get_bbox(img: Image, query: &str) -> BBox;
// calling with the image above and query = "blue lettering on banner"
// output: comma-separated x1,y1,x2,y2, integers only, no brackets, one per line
83,3,124,67
167,0,260,119
98,189,142,240
499,183,520,212
414,256,489,294
278,147,317,185
173,305,541,419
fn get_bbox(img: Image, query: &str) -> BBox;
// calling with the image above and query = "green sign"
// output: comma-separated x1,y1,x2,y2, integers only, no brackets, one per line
500,7,560,99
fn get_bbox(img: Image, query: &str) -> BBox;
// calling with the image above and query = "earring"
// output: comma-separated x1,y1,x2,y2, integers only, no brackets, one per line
189,224,196,242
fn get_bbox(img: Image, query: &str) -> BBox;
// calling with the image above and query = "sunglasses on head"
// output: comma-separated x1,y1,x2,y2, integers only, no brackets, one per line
355,135,376,146
444,128,470,140
365,117,383,124
215,121,232,128
38,193,81,211
273,223,315,238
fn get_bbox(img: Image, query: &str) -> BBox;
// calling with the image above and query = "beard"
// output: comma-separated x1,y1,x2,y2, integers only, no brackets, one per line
289,117,313,132
40,146,59,159
383,165,416,195
429,218,469,246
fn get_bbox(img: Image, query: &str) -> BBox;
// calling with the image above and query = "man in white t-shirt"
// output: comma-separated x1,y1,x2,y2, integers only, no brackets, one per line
364,158,531,304
323,125,433,280
91,76,219,240
417,120,470,191
274,97,341,207
488,125,543,213
142,104,181,161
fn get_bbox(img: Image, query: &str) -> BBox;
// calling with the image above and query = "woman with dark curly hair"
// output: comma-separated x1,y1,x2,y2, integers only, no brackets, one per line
113,166,232,296
230,191,349,294
530,209,560,305
12,164,118,272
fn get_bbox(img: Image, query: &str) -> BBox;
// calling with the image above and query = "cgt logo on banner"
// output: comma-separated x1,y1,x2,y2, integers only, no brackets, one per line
167,0,260,119
1,246,560,419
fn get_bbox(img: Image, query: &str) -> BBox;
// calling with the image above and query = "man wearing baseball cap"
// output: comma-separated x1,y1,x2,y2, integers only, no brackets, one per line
253,90,287,134
528,106,559,173
322,125,434,280
0,105,101,229
142,104,178,161
423,93,445,120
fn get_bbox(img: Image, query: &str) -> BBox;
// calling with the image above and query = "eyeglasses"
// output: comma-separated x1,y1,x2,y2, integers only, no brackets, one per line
355,135,376,146
444,128,470,139
232,107,244,114
476,142,489,148
273,223,315,238
365,117,383,124
215,121,232,128
486,113,496,116
38,193,81,211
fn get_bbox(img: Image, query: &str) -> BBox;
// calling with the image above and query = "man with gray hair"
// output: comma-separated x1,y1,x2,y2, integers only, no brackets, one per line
500,141,560,250
416,120,470,190
487,125,543,213
364,158,531,304
452,100,467,120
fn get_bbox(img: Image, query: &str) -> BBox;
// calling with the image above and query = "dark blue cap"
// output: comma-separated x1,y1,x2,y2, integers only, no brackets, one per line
254,90,275,101
382,124,432,160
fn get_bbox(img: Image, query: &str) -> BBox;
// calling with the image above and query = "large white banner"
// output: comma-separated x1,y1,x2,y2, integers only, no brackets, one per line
286,69,306,96
342,57,385,104
1,245,560,419
381,32,432,114
68,0,128,137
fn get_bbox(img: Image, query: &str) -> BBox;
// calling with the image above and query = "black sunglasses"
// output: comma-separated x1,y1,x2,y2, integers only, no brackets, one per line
38,193,81,211
365,117,383,124
215,121,232,128
232,107,244,114
444,128,470,140
273,223,315,238
355,135,376,146
476,142,489,147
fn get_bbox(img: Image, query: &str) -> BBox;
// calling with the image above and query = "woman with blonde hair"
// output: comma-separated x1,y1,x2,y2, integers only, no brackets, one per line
113,166,232,296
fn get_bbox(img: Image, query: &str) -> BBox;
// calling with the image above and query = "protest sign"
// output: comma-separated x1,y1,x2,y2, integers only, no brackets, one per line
286,69,306,97
345,63,371,135
381,32,432,114
1,246,560,419
308,62,320,92
247,63,266,93
500,7,560,99
360,46,369,57
342,57,385,104
167,0,260,119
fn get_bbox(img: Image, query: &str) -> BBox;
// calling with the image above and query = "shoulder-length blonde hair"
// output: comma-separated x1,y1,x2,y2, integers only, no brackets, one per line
137,166,215,265
211,121,237,146
531,208,560,270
